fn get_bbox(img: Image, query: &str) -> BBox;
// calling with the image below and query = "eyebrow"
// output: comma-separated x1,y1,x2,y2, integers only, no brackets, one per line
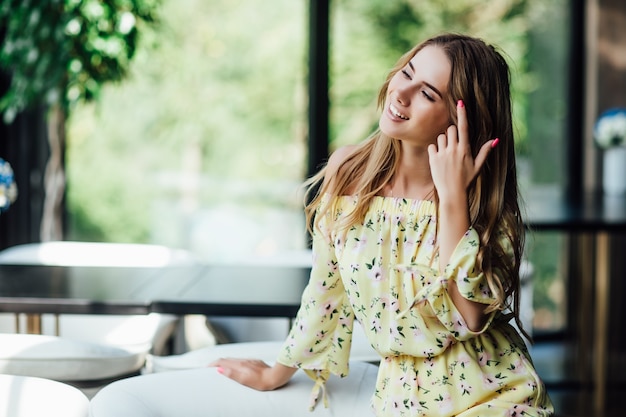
407,60,444,99
424,82,443,99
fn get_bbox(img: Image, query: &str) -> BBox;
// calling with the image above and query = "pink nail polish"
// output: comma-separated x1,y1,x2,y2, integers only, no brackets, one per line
491,138,500,148
216,367,224,374
457,99,464,108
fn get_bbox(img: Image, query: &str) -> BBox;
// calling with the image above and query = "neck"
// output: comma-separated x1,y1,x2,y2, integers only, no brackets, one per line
388,144,434,200
389,175,434,200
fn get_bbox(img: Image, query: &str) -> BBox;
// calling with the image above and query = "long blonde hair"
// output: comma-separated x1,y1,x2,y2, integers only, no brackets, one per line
303,33,528,340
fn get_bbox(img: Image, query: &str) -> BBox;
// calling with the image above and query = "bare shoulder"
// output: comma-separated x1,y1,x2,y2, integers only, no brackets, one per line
326,144,357,174
322,144,358,192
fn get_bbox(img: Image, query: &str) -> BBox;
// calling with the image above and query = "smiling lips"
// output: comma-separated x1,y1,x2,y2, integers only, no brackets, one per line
389,103,409,120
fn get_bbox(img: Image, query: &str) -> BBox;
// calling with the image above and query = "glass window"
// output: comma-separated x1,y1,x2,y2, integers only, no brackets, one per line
66,0,573,332
66,0,308,263
520,0,572,333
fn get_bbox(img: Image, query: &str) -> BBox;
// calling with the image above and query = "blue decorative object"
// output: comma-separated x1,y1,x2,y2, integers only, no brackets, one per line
594,108,626,149
0,158,18,213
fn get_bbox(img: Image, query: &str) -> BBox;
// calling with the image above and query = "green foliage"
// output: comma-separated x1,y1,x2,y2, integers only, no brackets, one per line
0,0,160,122
66,0,307,243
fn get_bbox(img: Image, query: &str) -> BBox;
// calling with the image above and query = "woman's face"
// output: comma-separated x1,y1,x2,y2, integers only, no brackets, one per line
379,45,452,147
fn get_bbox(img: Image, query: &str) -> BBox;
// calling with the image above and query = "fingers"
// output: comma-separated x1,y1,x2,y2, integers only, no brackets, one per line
208,357,264,368
432,99,465,152
452,98,497,161
433,99,499,170
473,138,499,176
456,99,468,146
436,124,458,152
207,357,251,376
437,131,447,150
427,143,438,158
208,357,270,389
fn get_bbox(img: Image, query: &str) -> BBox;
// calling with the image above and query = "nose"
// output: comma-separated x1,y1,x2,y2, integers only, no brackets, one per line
395,86,410,106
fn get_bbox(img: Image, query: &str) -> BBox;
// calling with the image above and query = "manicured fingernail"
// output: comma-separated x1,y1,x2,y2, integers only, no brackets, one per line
216,367,224,374
491,138,500,148
457,99,464,108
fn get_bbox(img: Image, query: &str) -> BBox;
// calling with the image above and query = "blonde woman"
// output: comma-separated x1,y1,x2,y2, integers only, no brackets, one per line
212,33,554,416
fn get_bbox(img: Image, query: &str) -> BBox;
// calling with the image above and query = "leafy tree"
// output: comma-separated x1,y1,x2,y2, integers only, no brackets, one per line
0,0,159,240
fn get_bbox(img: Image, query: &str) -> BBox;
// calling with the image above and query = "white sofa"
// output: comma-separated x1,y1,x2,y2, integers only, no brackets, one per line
90,359,378,417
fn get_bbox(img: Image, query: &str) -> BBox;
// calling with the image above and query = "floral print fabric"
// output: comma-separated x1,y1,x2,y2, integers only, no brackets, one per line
277,196,553,416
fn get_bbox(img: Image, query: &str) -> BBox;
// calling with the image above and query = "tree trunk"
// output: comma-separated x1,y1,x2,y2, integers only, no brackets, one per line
40,103,66,241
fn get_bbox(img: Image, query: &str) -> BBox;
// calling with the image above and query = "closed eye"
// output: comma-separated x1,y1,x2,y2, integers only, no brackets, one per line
402,69,412,80
422,90,435,102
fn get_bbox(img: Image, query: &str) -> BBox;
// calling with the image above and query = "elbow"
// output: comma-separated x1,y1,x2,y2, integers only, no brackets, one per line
464,311,488,333
449,280,488,332
458,298,488,333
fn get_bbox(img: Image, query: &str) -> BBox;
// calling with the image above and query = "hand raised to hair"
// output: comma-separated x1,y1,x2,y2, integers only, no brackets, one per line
427,100,497,201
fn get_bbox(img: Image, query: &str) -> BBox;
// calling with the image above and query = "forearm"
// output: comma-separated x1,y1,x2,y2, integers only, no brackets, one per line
264,363,299,390
438,195,487,331
437,194,470,266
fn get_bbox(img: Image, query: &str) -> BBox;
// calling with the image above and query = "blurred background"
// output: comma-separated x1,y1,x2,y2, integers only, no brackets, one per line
2,0,626,415
9,0,574,330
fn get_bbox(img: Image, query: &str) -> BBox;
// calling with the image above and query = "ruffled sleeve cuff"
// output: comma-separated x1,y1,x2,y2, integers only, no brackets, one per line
407,228,498,341
444,228,498,305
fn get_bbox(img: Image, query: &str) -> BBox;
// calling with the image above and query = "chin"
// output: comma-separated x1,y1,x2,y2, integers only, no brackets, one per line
378,118,398,138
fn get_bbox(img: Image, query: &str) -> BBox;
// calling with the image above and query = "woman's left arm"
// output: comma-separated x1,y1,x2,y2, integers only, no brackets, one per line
428,99,497,331
437,196,486,331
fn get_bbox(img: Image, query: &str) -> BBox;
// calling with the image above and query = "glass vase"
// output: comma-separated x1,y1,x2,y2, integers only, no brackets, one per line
602,147,626,196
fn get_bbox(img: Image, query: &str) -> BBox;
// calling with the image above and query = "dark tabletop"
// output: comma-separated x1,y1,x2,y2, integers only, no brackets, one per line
151,264,310,318
0,262,310,318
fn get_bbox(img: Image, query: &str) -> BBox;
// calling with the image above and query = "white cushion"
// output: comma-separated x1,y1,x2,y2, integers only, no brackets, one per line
0,374,89,417
56,313,179,355
90,360,378,417
0,334,144,381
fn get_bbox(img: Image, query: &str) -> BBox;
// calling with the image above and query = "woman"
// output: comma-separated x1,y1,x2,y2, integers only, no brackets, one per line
211,33,554,416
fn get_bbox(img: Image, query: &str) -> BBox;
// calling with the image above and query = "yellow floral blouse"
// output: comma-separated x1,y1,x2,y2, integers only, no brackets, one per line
277,196,554,416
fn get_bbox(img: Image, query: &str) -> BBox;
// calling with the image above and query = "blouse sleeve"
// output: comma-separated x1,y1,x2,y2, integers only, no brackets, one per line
276,210,355,410
411,227,507,341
